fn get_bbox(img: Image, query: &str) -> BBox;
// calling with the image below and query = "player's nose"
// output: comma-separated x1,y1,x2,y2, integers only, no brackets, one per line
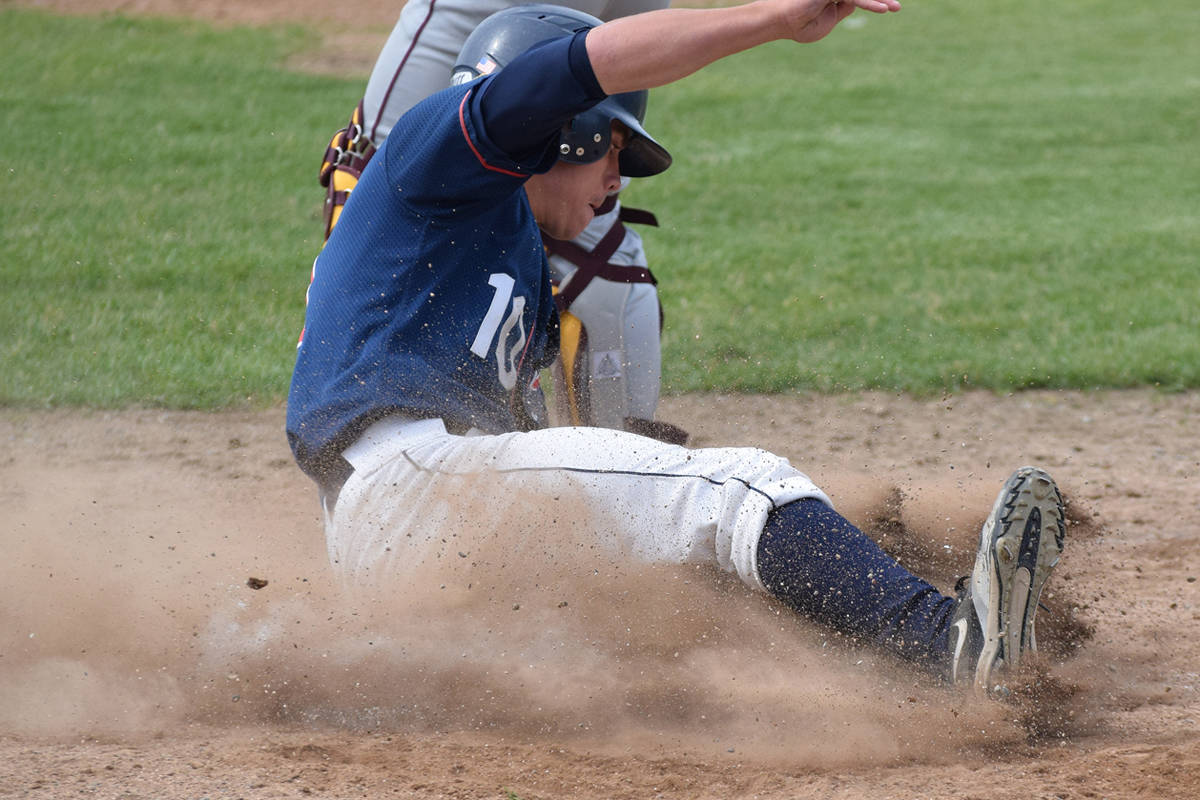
604,150,622,193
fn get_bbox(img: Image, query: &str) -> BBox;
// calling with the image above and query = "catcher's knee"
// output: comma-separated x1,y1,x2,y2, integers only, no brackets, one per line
552,279,670,438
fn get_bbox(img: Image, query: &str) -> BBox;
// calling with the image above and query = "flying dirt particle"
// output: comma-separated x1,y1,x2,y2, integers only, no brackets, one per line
246,577,269,590
1008,666,1081,742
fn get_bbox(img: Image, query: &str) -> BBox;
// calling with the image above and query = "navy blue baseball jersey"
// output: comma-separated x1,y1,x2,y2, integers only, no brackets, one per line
287,31,607,482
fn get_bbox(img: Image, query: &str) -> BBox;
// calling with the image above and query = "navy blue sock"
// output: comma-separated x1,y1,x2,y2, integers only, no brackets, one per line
757,498,956,668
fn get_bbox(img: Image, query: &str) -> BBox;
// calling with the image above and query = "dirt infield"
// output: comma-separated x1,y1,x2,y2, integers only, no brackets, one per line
5,390,1200,798
6,2,1200,797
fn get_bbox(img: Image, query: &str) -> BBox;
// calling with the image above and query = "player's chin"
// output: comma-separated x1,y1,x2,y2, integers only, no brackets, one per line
568,216,593,239
540,212,591,241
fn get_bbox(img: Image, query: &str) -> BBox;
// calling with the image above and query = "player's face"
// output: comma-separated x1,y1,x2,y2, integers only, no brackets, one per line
525,122,627,240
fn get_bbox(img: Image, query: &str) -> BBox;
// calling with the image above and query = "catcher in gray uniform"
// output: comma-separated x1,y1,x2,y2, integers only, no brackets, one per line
319,0,683,442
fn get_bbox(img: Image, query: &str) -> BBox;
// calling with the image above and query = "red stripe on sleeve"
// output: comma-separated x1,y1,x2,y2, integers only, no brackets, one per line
458,92,527,179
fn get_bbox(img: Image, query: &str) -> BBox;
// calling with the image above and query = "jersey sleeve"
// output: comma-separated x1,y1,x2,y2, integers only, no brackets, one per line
380,29,608,218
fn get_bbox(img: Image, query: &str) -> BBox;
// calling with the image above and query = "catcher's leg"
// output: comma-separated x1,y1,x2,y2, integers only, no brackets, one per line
318,101,376,241
322,165,360,240
547,198,686,443
553,278,662,431
299,103,377,347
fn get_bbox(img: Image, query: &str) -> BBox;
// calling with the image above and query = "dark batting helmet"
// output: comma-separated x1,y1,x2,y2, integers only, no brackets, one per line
451,3,672,178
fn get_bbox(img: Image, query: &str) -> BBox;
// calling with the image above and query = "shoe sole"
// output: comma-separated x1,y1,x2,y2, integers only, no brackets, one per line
970,466,1065,691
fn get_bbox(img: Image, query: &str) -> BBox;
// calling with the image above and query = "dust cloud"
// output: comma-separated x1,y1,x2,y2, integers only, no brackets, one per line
1,410,1097,768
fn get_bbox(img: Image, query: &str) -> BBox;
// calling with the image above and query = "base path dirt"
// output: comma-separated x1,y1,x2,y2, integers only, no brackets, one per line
3,390,1200,799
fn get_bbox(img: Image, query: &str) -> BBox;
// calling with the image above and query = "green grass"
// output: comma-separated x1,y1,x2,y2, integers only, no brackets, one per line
1,2,1198,407
629,1,1200,393
1,9,353,406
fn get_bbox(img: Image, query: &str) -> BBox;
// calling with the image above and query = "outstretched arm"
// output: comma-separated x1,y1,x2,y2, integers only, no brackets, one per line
586,0,900,95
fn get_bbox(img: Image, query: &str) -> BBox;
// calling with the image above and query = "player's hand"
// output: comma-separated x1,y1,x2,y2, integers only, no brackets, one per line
783,0,901,45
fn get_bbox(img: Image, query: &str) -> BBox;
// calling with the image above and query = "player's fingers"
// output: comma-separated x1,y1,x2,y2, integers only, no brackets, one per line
850,0,902,13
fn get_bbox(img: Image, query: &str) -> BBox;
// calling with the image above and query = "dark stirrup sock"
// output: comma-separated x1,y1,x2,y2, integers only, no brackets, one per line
757,498,957,667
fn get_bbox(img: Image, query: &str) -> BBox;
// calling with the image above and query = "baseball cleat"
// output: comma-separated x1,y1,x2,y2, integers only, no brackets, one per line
948,466,1066,692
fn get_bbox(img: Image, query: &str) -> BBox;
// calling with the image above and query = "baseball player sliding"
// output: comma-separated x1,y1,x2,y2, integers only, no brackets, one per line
319,0,686,443
288,1,1067,693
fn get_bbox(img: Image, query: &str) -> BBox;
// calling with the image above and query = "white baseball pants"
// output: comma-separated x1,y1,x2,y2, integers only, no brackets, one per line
323,416,830,590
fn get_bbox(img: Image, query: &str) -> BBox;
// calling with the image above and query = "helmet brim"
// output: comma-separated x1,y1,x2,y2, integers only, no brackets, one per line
603,97,672,178
620,133,673,178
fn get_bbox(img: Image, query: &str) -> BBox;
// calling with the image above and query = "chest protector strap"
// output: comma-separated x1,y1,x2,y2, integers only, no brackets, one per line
544,196,660,314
